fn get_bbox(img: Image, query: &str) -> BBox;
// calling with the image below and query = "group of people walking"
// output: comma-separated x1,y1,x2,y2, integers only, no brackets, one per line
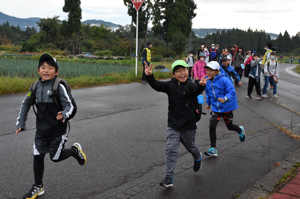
187,41,280,99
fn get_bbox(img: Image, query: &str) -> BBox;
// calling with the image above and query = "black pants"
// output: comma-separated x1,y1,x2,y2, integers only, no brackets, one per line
34,148,76,185
188,67,193,79
142,63,148,82
234,67,243,85
247,76,261,97
209,111,242,148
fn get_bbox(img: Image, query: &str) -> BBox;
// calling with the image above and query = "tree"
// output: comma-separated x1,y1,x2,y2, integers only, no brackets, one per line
37,16,61,44
61,0,82,54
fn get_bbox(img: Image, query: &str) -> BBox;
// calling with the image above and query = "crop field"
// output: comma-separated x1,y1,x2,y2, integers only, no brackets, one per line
0,59,134,78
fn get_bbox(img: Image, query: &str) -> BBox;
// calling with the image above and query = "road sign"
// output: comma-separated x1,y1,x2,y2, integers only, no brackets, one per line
132,0,144,11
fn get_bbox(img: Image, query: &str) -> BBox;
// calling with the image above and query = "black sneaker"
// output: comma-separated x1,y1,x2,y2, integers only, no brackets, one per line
160,176,173,187
193,152,202,172
23,184,44,199
72,143,86,165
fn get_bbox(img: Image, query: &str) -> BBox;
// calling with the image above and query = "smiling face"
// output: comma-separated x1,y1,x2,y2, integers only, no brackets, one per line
37,62,59,81
173,66,189,83
206,68,219,79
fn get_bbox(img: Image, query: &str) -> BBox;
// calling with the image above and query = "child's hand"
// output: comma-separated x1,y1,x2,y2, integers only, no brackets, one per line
218,98,225,103
16,128,25,135
144,61,153,76
205,105,210,110
196,77,199,80
238,81,242,86
199,76,211,86
56,112,65,123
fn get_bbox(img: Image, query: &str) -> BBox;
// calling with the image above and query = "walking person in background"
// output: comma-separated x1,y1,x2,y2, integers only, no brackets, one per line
141,41,152,83
204,45,210,64
291,56,294,64
193,52,207,85
233,46,246,86
262,52,279,98
222,46,233,65
197,43,206,60
247,53,262,99
215,44,221,63
220,55,242,86
210,44,218,62
186,51,195,79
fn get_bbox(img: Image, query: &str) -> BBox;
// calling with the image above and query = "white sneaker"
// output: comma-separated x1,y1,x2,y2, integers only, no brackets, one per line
274,94,278,98
262,94,268,98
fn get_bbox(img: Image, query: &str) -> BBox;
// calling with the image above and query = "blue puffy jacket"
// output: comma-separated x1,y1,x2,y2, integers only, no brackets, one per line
205,74,239,113
219,64,241,82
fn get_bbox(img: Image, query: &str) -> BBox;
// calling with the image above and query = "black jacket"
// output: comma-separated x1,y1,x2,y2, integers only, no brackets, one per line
147,74,205,131
17,78,74,136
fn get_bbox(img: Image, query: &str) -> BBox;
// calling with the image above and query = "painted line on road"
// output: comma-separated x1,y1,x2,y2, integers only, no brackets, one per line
286,67,300,77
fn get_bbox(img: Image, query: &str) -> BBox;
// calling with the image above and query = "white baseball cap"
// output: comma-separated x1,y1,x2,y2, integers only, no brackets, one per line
205,61,220,70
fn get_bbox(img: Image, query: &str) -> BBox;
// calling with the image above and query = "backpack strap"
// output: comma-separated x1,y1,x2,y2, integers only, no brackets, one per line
51,77,63,110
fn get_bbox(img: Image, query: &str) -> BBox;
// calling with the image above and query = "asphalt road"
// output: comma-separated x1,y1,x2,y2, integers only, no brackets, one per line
0,63,299,199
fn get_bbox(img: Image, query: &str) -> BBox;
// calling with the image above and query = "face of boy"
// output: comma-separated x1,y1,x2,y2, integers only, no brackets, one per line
37,62,58,81
173,67,189,83
206,68,218,79
222,60,230,66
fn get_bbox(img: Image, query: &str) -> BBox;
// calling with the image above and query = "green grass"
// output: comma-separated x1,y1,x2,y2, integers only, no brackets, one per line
294,65,300,73
0,60,173,94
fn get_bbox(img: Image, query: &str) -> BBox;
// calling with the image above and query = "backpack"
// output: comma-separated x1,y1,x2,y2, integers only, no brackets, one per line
210,49,217,59
187,56,195,65
31,77,77,121
244,64,251,77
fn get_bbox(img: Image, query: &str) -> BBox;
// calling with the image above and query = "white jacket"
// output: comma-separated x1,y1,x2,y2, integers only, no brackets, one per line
264,59,279,78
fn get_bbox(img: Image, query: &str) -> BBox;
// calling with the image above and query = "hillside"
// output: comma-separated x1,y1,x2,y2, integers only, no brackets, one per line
192,28,278,39
0,11,40,31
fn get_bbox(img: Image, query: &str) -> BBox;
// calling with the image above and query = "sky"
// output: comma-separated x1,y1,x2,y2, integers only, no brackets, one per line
1,0,299,36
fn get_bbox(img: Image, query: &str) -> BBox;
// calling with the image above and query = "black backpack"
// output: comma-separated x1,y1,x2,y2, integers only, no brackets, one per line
244,64,251,77
31,77,77,121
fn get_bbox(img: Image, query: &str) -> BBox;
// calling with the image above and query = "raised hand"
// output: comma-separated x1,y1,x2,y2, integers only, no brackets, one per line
144,61,153,76
199,75,211,86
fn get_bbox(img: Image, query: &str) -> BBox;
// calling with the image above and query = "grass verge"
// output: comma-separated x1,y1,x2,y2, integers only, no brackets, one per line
0,63,173,94
294,64,300,73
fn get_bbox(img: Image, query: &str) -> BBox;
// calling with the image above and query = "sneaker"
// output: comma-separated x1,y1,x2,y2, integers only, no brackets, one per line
160,176,173,187
274,94,278,98
262,94,268,98
72,143,86,165
23,184,44,199
239,126,246,142
246,95,252,99
256,96,262,100
204,147,218,157
193,152,202,172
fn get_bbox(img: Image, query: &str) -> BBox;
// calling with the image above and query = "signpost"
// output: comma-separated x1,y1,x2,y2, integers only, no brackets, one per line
132,0,144,76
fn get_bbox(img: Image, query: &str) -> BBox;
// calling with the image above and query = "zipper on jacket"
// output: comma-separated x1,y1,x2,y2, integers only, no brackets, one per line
211,78,220,112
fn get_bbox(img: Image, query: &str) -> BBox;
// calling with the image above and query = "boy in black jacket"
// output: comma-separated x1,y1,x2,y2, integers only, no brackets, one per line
16,54,86,199
145,60,208,187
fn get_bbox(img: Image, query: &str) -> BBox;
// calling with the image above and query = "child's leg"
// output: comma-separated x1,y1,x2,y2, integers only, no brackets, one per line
48,134,76,162
223,112,242,134
209,112,221,147
165,127,181,179
263,76,269,94
247,77,254,96
180,129,200,160
255,79,261,96
270,77,277,95
34,154,45,185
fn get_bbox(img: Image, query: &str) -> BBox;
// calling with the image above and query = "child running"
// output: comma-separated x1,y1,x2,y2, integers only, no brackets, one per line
16,54,86,199
203,61,245,157
144,60,207,187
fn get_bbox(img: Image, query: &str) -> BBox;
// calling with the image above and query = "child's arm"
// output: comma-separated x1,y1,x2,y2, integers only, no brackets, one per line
204,87,211,110
57,84,73,122
231,67,242,85
16,88,35,134
145,62,169,93
219,77,236,103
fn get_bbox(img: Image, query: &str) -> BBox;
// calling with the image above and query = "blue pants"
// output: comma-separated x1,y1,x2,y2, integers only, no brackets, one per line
263,76,277,95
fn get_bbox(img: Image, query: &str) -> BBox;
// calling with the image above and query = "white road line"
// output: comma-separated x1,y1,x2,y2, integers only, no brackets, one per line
286,67,300,77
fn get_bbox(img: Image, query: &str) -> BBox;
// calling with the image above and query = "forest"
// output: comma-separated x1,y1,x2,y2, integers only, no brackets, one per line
0,0,299,58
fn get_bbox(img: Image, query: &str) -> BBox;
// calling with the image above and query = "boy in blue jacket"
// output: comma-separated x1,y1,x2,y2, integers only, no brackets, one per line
203,61,245,157
220,55,242,86
144,60,208,187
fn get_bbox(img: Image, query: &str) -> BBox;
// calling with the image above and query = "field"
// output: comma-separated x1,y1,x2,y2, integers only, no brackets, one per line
0,58,173,94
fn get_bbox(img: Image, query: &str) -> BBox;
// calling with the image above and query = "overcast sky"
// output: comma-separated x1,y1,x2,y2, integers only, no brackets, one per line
1,0,299,36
